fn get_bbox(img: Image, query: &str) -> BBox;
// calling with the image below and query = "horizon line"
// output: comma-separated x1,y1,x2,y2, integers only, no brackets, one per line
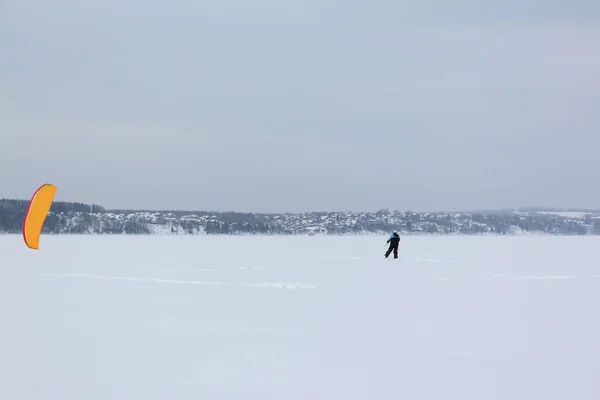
3,198,600,215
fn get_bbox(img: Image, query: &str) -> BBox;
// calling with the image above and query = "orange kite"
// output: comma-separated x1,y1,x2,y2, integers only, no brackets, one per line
22,184,57,250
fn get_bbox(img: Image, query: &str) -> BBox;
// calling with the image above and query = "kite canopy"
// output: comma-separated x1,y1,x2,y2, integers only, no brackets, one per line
22,184,57,250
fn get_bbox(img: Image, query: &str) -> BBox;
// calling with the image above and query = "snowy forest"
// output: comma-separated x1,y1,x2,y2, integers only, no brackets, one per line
1,199,600,235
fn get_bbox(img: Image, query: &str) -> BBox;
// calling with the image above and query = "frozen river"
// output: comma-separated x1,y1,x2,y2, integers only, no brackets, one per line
1,234,599,399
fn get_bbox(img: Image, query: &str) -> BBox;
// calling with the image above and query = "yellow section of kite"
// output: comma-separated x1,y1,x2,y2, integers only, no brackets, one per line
22,184,57,250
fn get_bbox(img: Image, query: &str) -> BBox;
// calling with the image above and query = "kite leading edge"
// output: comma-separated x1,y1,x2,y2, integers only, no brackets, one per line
22,184,57,250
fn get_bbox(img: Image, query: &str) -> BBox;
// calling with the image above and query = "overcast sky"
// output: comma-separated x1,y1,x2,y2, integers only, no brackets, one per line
1,0,599,213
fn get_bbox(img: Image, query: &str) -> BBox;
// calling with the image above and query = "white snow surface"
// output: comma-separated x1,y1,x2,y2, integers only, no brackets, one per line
516,211,597,219
538,211,591,219
1,235,600,399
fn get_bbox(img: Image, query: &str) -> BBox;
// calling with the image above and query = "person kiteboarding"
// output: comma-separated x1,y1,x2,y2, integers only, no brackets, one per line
385,231,400,259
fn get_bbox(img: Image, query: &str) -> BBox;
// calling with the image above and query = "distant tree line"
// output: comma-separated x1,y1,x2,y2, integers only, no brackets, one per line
1,198,600,235
0,199,106,233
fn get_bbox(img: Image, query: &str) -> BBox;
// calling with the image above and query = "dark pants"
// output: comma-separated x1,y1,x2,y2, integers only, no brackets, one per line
385,244,398,258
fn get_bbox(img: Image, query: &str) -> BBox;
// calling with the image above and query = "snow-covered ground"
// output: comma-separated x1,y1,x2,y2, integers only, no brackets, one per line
537,211,592,219
1,235,599,399
515,210,600,220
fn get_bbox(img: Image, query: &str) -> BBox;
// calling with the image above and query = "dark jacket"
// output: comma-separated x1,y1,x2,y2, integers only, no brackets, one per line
387,233,400,246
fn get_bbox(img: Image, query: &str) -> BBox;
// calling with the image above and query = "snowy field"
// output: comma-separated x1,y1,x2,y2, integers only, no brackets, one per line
1,234,600,399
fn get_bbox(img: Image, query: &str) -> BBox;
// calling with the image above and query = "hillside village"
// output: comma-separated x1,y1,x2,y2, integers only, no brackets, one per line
1,199,600,235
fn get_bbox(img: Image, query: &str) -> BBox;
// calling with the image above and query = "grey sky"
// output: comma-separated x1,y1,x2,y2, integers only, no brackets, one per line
1,1,600,213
